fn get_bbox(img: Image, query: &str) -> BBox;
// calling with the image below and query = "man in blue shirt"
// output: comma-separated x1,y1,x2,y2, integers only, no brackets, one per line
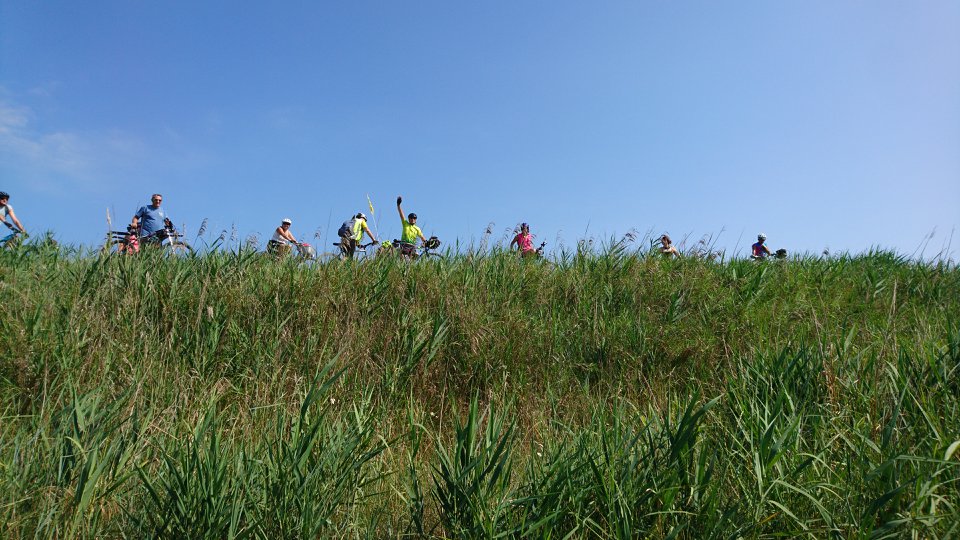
131,193,171,238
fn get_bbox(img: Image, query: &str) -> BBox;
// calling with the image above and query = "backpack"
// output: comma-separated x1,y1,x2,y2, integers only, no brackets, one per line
337,219,356,238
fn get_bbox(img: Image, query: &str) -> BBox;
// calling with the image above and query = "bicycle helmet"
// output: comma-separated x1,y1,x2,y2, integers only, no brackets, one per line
0,191,8,200
282,218,292,225
408,213,417,220
758,233,767,242
356,212,366,220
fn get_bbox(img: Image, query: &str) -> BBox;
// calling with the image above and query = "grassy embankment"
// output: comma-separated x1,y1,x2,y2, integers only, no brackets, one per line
1,241,958,538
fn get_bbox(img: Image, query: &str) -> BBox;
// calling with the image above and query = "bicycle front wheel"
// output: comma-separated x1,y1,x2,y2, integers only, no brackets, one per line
167,242,194,257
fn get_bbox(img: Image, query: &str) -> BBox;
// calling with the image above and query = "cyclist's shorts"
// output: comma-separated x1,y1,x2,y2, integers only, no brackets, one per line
268,240,291,256
399,242,416,256
340,237,357,256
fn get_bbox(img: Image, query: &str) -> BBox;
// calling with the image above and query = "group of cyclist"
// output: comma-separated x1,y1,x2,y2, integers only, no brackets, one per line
656,232,778,259
265,195,432,260
0,189,783,259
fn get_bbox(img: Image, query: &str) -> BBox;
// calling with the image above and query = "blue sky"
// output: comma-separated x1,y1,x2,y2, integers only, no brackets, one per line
2,1,958,257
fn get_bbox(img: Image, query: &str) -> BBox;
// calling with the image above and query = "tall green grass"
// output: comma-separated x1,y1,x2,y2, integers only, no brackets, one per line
1,241,958,537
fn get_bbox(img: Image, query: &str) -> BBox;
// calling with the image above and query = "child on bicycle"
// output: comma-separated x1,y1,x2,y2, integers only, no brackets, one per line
659,234,681,258
510,223,537,257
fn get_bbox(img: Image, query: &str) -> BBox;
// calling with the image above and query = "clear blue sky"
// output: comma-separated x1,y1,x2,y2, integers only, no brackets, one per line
2,1,958,257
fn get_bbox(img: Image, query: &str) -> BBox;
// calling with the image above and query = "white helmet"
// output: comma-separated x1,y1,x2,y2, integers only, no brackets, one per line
758,233,767,241
282,218,292,224
356,212,366,220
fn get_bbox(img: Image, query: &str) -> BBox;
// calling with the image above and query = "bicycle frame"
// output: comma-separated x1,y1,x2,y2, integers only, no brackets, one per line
135,225,193,255
382,237,442,259
334,239,378,260
1,223,22,246
107,230,140,254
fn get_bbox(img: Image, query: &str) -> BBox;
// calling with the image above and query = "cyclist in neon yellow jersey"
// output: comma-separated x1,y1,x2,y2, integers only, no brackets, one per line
396,195,427,257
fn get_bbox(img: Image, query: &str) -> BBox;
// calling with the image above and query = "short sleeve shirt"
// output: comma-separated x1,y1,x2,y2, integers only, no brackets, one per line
135,205,167,236
401,219,423,244
0,204,12,221
514,233,534,252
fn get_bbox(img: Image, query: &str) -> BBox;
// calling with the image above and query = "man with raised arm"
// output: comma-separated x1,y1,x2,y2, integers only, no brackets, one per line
131,193,172,239
0,191,27,235
396,195,427,258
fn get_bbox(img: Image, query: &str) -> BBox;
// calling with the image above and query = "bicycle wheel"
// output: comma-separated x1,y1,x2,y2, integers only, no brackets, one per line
167,241,194,257
316,251,341,263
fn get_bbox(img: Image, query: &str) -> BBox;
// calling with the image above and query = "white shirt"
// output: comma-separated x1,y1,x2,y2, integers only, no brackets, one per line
271,228,289,245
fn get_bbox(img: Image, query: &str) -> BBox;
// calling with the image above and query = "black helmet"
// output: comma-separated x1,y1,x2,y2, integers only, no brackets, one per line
408,213,417,220
0,191,8,200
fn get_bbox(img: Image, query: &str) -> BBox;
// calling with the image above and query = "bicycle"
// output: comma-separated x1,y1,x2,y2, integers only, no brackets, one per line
751,248,788,261
294,242,317,260
103,227,140,255
139,224,194,256
378,236,442,260
267,239,316,260
526,241,547,258
1,222,23,248
334,238,379,260
268,240,317,261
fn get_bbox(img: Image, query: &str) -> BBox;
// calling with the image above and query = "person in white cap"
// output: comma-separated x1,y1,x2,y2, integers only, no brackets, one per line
268,217,299,257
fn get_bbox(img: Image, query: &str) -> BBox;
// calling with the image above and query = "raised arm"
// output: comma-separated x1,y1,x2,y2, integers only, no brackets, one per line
396,196,405,221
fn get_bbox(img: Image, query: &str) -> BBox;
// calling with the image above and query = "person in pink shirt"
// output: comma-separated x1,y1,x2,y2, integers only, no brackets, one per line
510,223,536,257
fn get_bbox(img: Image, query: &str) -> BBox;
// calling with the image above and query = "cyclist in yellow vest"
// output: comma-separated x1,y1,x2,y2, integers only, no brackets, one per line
339,213,378,258
396,195,427,258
